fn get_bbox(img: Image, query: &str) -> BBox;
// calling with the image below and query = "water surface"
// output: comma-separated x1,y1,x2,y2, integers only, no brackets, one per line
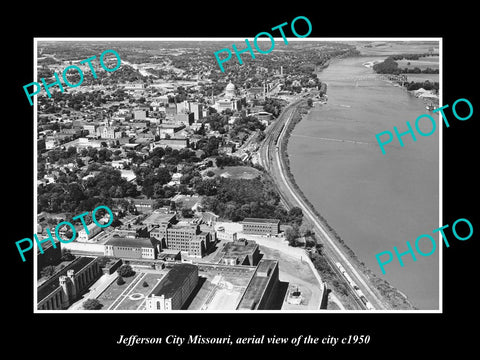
289,56,439,309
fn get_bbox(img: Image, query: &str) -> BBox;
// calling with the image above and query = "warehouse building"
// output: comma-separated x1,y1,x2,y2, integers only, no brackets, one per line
241,218,280,236
104,237,160,260
145,263,199,310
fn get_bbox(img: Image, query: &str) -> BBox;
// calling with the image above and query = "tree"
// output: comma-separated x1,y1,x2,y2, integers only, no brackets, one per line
116,276,126,285
307,98,313,107
285,224,300,246
142,281,149,287
181,208,194,218
83,299,103,310
97,256,112,268
40,265,56,278
117,264,135,277
300,222,314,237
60,249,75,262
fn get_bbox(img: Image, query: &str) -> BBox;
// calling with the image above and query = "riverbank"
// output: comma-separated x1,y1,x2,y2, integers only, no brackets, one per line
281,96,417,310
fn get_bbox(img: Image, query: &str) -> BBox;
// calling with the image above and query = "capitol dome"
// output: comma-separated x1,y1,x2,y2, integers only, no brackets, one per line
225,81,236,98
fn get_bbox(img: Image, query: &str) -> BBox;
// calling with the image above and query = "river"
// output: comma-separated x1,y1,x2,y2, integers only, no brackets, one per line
288,56,439,310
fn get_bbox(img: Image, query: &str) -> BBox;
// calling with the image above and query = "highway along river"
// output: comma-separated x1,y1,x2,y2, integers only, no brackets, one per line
288,56,439,309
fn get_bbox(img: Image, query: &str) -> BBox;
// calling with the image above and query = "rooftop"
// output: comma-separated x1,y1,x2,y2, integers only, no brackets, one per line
105,237,158,248
242,218,280,224
236,259,278,310
37,256,96,302
222,239,258,256
143,212,176,226
150,263,198,299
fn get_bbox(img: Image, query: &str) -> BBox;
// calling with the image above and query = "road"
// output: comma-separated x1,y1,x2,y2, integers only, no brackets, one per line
257,97,388,310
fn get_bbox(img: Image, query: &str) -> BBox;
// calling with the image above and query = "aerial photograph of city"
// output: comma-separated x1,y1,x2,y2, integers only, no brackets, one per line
33,38,440,312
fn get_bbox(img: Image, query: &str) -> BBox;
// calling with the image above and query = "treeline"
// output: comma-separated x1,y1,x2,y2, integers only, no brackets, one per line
405,80,439,91
38,166,138,214
372,57,400,74
389,53,436,61
198,176,303,224
310,244,350,297
373,56,439,75
263,98,285,118
402,67,438,74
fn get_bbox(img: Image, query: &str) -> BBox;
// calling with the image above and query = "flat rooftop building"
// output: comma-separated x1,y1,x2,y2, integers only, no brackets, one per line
104,237,160,260
220,239,261,266
242,218,280,236
143,211,177,231
236,259,279,310
145,263,198,310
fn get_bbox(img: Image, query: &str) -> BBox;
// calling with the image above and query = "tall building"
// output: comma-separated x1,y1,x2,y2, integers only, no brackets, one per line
173,112,194,126
190,102,203,121
145,263,199,310
225,81,236,99
236,259,280,310
176,100,190,114
214,82,241,112
163,224,210,258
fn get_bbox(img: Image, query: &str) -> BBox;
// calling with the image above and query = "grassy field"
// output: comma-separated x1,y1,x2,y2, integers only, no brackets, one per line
397,56,439,70
404,73,439,83
95,273,139,309
356,41,439,56
115,272,165,310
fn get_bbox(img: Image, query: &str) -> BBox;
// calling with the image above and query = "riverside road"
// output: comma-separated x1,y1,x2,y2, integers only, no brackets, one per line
257,98,388,310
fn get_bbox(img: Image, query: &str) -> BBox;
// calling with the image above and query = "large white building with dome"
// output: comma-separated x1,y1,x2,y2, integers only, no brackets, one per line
213,81,241,112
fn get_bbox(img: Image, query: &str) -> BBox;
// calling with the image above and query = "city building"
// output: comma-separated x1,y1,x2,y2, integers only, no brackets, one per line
214,98,239,112
165,103,177,117
216,228,238,242
156,138,189,149
213,82,241,112
96,126,123,139
220,238,261,266
236,259,280,310
144,211,177,232
113,224,149,239
190,102,203,121
164,223,210,258
157,124,184,139
241,218,280,236
176,100,190,114
133,110,148,120
83,124,99,135
124,83,145,91
62,137,103,150
37,257,102,310
145,263,199,310
104,237,160,260
173,112,194,126
129,198,156,213
77,223,103,242
45,138,60,150
200,211,219,225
